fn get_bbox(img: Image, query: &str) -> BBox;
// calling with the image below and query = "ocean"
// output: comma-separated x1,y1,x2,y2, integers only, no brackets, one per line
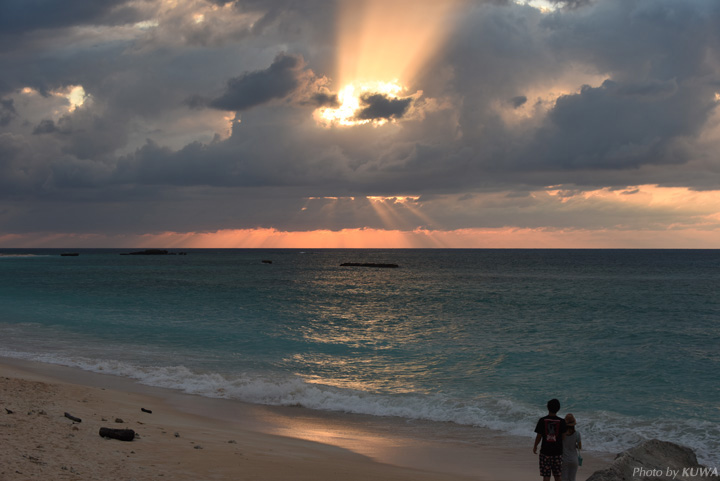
1,249,718,465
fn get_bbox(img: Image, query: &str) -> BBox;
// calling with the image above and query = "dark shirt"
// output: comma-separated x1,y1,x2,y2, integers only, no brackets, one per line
534,415,567,456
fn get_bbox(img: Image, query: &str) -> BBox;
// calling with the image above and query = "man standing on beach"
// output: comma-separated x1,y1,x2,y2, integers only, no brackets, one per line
533,399,567,481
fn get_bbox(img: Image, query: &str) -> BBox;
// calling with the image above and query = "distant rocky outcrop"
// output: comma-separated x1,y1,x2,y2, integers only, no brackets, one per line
120,249,188,255
121,249,172,255
340,263,399,268
587,440,716,481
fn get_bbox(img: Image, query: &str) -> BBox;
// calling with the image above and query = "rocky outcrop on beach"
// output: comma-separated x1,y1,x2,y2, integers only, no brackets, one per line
587,440,716,481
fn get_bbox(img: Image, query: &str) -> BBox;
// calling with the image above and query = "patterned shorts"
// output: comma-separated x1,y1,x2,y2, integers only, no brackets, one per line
539,453,563,477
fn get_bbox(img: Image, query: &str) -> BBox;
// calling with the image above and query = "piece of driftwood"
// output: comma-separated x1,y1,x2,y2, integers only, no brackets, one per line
64,412,82,423
141,408,152,413
99,427,136,441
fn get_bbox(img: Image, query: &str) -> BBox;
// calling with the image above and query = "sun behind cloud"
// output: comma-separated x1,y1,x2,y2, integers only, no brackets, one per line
314,81,411,126
315,0,459,127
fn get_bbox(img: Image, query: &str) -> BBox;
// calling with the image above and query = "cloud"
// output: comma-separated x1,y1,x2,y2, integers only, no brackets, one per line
606,79,679,100
0,99,16,126
431,0,720,179
355,94,413,121
206,53,322,111
548,0,594,8
523,77,712,170
1,0,720,242
32,119,58,135
0,0,140,35
509,95,527,108
307,92,339,108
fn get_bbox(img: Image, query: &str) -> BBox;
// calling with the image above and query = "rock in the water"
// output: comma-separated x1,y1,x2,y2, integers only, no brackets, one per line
340,262,399,268
587,440,715,481
120,249,169,255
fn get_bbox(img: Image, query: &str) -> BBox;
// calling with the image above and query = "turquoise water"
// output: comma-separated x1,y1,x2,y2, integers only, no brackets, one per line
1,249,719,464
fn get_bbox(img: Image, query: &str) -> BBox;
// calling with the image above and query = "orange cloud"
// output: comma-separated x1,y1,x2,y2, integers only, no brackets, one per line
2,226,719,249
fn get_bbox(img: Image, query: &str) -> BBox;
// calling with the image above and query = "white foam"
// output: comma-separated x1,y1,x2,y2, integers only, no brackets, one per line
1,348,717,466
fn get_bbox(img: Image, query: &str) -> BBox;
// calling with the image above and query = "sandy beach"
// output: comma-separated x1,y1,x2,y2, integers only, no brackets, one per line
0,358,613,481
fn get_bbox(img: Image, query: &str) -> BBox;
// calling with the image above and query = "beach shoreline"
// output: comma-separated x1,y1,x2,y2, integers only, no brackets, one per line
0,357,613,480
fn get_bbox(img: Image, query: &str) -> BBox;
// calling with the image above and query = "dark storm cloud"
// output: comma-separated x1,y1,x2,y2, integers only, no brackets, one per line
522,78,711,170
56,110,132,160
542,0,719,81
510,1,719,174
355,94,413,121
608,79,678,100
437,0,720,180
113,139,239,188
509,95,527,108
208,53,307,111
307,92,339,108
549,0,594,8
223,0,340,35
1,0,720,238
32,119,58,135
25,107,132,161
0,0,140,34
0,99,16,126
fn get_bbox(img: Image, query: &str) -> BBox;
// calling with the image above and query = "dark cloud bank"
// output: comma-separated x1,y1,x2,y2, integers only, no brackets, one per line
206,53,306,111
355,94,413,121
1,0,719,236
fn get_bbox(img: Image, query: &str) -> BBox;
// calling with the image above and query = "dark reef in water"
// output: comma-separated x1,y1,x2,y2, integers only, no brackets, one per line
121,249,169,255
120,249,187,256
340,262,399,268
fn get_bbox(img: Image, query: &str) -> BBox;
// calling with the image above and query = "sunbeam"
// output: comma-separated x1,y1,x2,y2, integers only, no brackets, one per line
315,0,460,127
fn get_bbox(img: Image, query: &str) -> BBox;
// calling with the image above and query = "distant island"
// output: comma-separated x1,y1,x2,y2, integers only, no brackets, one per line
340,262,399,268
120,249,187,256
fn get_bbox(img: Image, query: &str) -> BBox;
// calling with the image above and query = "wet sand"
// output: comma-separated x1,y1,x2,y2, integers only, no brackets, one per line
0,358,611,480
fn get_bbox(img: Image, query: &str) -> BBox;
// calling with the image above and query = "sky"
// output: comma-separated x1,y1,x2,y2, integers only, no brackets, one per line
1,0,720,248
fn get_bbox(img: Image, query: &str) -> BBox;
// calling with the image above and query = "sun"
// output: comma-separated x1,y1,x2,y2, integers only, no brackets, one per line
314,80,407,127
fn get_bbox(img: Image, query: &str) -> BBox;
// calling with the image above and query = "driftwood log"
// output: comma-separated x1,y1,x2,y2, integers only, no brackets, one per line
99,427,136,441
64,412,81,423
